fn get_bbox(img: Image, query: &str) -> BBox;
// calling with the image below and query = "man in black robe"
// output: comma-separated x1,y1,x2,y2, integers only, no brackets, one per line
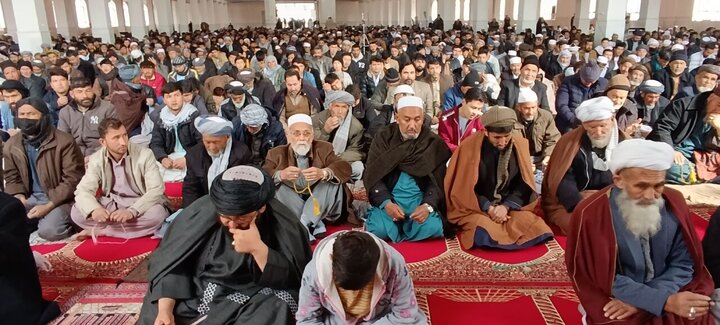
0,192,60,325
139,165,312,325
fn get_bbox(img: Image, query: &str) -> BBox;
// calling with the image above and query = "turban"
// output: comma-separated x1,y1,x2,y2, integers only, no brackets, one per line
482,106,517,128
288,114,313,127
517,88,538,104
396,96,424,111
575,97,615,122
638,80,665,94
239,104,269,127
608,139,674,174
194,115,233,136
324,90,355,109
210,166,275,216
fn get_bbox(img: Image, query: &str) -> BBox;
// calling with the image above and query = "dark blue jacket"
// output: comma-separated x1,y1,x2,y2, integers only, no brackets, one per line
232,108,287,165
652,68,693,100
555,75,608,133
42,90,71,126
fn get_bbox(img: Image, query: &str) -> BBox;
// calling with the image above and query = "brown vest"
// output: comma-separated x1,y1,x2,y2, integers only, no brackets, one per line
284,94,311,119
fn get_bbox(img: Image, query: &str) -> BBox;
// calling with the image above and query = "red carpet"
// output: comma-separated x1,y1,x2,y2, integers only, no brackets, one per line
33,207,715,324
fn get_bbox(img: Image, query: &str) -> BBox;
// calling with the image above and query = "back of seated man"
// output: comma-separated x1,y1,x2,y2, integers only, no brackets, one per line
71,117,168,240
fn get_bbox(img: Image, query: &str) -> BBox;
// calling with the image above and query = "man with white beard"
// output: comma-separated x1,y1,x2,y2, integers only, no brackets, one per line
633,80,669,127
263,114,355,242
675,64,720,100
566,139,715,324
542,97,631,234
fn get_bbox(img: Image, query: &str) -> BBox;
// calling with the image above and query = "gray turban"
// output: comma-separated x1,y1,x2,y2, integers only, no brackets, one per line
637,80,665,94
194,115,233,136
239,104,269,127
323,90,356,109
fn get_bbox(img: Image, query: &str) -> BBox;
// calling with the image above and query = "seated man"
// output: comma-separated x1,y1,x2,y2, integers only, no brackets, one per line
0,192,60,325
271,69,322,128
71,117,168,240
150,82,202,183
183,115,252,207
234,104,287,167
438,87,486,152
58,78,117,157
364,96,451,242
446,106,553,250
513,88,561,192
497,55,550,111
263,114,354,242
296,231,427,324
634,80,669,127
648,84,720,184
567,139,715,323
676,64,720,100
542,97,628,234
139,166,312,325
3,98,84,240
703,206,720,322
219,80,258,121
312,90,365,181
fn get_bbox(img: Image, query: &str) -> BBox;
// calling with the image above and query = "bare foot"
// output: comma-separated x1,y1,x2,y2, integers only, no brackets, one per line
71,230,92,241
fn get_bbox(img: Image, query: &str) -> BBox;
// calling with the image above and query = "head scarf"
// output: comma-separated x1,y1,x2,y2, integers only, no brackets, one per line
323,90,355,109
14,97,53,147
210,165,276,216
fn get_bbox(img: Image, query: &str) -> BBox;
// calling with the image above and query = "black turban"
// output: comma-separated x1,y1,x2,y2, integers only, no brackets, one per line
209,165,275,216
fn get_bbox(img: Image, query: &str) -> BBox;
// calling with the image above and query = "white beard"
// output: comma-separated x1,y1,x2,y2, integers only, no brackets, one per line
590,135,611,149
630,80,641,86
698,86,715,93
292,142,311,156
616,189,664,239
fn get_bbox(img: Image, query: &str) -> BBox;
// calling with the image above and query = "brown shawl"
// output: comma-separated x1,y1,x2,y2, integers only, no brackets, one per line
541,127,630,233
445,133,551,249
566,187,714,325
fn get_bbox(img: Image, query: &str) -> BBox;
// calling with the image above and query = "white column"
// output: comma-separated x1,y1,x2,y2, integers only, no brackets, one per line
371,0,381,25
222,1,230,27
44,0,57,36
11,0,51,52
438,0,454,30
88,0,113,42
637,0,660,32
127,0,146,38
146,0,157,30
386,0,395,25
469,0,489,32
53,0,72,37
207,0,217,29
188,0,200,27
402,0,413,26
155,0,173,32
175,0,187,32
575,0,591,31
264,0,276,28
594,0,627,44
317,0,336,26
116,0,127,32
517,0,538,32
1,0,17,40
214,0,224,28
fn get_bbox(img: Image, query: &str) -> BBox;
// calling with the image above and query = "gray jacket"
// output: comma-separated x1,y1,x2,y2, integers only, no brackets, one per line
57,98,117,156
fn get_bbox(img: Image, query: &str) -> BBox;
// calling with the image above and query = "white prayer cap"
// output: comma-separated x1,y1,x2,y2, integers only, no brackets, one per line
559,49,572,58
548,39,557,45
671,44,684,52
561,44,570,51
575,97,615,122
569,46,580,53
287,114,313,127
647,38,660,48
627,54,641,63
662,39,672,47
393,84,415,96
535,34,544,38
608,139,674,174
517,88,538,104
597,56,609,65
194,115,233,136
508,50,517,56
303,42,311,47
515,41,522,46
702,36,712,43
682,40,689,46
509,56,522,65
396,96,424,111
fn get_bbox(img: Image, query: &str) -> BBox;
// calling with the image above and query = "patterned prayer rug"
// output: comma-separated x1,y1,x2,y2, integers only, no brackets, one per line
49,283,146,325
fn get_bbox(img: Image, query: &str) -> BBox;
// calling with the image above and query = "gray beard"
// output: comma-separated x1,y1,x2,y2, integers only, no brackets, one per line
616,189,664,239
590,135,611,149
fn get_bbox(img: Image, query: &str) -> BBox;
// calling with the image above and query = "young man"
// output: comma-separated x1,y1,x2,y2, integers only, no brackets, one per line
58,78,117,157
438,87,487,152
71,117,168,240
297,231,427,324
446,106,553,250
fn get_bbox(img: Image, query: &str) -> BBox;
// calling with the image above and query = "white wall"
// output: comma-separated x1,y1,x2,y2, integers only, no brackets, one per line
228,1,264,27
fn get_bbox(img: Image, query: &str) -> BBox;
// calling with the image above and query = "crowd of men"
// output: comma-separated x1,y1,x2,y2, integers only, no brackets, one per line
3,15,720,325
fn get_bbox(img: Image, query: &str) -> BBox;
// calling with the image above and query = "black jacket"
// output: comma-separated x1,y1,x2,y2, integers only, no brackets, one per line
647,91,712,146
182,139,252,207
232,109,287,165
557,134,614,213
149,110,203,161
20,76,47,99
251,76,277,107
652,68,693,100
633,92,670,126
76,60,97,84
497,79,550,111
702,208,720,288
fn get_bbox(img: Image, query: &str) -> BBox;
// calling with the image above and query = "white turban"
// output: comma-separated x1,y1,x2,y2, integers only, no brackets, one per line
575,97,615,122
509,57,522,65
597,56,609,64
608,139,674,174
396,96,424,111
287,114,313,127
194,115,233,136
517,88,538,104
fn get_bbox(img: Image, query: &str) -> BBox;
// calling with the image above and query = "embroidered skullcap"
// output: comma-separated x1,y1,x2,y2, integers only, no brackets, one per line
210,166,275,216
